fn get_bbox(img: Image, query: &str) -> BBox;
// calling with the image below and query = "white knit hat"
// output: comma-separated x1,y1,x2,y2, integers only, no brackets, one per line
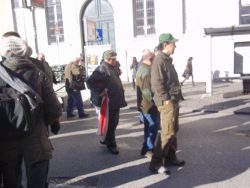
0,36,32,58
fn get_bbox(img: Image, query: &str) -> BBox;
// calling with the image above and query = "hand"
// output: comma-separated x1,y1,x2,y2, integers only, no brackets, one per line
50,121,60,135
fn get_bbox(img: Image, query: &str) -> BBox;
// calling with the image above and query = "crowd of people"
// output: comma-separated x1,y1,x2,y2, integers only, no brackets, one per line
0,31,189,187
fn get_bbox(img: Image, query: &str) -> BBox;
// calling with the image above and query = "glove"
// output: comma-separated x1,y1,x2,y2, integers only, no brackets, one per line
50,121,60,135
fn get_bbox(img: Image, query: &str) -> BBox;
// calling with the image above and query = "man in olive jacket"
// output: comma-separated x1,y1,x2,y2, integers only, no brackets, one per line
87,50,127,155
149,33,185,174
0,35,62,187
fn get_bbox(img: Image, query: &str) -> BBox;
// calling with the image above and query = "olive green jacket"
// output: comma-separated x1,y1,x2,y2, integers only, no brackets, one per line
136,63,154,113
151,52,182,106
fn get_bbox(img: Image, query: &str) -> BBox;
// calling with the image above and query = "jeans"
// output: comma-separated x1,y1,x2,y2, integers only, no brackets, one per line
142,107,160,151
67,90,84,117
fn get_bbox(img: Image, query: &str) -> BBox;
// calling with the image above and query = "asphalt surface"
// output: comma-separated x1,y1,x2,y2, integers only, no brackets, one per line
23,81,250,187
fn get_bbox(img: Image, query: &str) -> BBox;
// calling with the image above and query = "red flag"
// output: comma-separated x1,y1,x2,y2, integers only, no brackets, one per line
98,95,109,138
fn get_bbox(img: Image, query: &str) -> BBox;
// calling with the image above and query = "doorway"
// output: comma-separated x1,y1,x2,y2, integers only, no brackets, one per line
80,0,116,50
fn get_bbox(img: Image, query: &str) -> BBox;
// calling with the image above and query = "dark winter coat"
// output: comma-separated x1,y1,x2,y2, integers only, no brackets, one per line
87,62,127,110
0,57,62,165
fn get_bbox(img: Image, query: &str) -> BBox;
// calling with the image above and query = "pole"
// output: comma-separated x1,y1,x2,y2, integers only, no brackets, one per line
31,6,39,54
206,36,213,95
125,50,129,82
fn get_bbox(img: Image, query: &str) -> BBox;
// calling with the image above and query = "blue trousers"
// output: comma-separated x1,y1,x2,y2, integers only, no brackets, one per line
67,90,84,117
142,106,160,151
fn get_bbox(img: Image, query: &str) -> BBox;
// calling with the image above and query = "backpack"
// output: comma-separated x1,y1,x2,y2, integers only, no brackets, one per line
0,83,32,140
0,64,43,140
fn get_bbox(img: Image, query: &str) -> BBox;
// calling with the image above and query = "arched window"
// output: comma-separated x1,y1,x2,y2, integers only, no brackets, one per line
84,0,115,49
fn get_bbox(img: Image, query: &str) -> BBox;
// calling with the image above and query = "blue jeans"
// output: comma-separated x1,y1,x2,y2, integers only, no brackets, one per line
142,107,160,151
67,90,84,117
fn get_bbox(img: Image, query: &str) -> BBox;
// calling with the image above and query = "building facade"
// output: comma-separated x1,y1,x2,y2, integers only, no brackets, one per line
1,0,250,89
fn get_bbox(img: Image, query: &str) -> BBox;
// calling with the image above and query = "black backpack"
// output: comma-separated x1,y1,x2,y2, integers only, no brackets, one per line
0,64,43,140
0,83,32,139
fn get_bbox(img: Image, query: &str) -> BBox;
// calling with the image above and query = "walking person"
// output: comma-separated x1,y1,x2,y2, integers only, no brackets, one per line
0,34,62,187
136,49,160,158
181,56,195,86
64,57,89,119
149,33,185,174
87,50,127,154
130,57,140,89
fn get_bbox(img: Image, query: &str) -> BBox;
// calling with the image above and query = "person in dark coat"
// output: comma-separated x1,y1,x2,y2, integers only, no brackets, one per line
87,50,127,155
0,35,62,188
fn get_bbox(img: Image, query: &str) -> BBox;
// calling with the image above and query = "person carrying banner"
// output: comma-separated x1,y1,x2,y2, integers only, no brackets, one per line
87,50,127,154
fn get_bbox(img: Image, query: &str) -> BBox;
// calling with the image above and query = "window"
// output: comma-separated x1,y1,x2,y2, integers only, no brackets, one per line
240,0,250,24
45,0,64,44
133,0,155,37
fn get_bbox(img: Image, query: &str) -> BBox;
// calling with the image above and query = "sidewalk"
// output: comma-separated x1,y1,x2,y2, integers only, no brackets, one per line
179,81,250,114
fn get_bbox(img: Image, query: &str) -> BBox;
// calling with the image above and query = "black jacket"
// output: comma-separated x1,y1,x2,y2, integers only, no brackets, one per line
87,62,127,110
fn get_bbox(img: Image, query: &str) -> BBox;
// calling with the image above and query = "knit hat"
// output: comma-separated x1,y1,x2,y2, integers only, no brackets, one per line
0,36,32,58
159,33,178,43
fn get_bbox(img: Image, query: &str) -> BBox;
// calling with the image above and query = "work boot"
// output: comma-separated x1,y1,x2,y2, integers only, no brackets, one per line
165,148,185,167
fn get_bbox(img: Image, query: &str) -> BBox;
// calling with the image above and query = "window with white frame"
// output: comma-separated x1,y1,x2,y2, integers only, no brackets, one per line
45,0,64,44
240,0,250,24
133,0,155,37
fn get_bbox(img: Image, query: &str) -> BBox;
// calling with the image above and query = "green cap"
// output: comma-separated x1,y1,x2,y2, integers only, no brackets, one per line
159,33,178,43
103,50,117,59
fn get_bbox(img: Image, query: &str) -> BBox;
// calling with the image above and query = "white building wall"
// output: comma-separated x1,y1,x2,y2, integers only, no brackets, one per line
0,0,15,36
0,0,248,83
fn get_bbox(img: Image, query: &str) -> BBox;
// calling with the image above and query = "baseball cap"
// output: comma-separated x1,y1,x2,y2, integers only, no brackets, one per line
159,33,178,43
103,50,117,59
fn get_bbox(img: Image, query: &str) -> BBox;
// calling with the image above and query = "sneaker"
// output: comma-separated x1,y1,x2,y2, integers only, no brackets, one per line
149,165,170,174
144,151,153,158
141,149,153,158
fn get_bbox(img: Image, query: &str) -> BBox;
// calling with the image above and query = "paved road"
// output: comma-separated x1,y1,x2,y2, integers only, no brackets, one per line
43,82,250,187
